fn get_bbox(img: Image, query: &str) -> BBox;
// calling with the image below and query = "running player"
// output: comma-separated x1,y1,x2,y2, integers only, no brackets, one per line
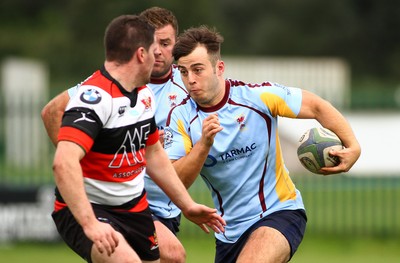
41,7,189,262
51,16,225,263
164,25,361,263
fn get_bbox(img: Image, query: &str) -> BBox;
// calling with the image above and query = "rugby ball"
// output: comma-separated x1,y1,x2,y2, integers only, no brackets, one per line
297,127,343,174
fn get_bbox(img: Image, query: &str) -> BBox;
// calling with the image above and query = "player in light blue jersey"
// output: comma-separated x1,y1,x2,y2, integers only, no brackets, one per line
41,7,190,263
165,26,361,263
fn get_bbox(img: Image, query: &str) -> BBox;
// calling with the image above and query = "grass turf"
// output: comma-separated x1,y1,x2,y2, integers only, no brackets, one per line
1,235,399,263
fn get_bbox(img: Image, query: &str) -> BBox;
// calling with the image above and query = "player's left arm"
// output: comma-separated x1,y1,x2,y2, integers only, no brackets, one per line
41,90,70,146
169,114,222,188
297,89,361,174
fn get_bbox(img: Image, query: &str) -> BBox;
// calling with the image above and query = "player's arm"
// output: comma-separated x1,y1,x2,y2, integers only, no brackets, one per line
53,140,119,255
171,114,223,188
41,90,70,146
297,90,361,174
145,140,225,233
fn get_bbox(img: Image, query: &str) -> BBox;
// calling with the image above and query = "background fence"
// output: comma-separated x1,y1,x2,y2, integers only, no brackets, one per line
0,57,399,243
180,174,400,238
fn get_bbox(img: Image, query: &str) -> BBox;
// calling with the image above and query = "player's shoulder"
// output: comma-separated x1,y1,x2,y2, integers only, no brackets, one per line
171,65,187,93
78,70,113,94
227,78,277,91
227,78,271,101
228,78,300,98
138,85,156,102
167,94,194,118
171,64,180,75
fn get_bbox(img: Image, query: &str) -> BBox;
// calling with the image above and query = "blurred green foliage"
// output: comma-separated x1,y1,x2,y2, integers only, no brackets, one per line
1,0,399,103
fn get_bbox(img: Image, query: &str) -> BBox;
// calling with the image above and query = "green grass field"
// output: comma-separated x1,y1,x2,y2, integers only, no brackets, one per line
1,168,399,262
1,235,399,263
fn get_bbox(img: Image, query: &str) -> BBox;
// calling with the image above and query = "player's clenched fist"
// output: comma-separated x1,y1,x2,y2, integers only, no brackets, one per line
201,114,223,146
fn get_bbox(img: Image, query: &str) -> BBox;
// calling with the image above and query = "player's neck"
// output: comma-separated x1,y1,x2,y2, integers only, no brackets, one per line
104,61,144,92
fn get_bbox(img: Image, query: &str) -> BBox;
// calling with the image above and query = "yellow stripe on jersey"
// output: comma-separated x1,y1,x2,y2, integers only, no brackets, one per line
260,92,297,118
177,119,193,154
275,121,297,201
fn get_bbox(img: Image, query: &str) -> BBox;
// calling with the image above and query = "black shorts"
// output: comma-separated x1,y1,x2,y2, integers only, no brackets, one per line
215,209,307,263
52,205,160,262
152,213,182,236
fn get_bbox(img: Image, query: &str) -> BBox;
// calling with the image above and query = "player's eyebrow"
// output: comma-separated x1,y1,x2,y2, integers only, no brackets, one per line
159,38,172,44
177,65,187,71
190,63,205,68
177,62,205,72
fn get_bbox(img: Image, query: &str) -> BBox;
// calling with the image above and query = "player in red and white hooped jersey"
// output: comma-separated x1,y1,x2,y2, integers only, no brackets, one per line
55,67,158,210
51,15,225,263
42,8,191,263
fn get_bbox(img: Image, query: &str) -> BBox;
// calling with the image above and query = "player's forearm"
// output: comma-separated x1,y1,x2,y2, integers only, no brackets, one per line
146,143,196,212
172,140,211,188
41,91,70,146
314,99,360,151
54,167,97,228
299,90,360,151
53,142,97,228
41,105,63,146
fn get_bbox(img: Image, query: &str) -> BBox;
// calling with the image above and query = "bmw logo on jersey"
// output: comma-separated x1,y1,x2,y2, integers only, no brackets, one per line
80,88,102,104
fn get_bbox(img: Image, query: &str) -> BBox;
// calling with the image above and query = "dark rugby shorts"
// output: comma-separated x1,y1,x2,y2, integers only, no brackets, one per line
152,213,182,236
52,205,160,262
215,209,307,263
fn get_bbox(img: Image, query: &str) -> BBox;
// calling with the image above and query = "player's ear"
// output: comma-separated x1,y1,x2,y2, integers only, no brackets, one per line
135,47,145,63
216,60,224,76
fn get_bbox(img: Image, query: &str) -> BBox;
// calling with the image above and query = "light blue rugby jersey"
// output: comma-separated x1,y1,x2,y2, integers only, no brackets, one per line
67,66,188,219
143,66,188,218
164,79,305,243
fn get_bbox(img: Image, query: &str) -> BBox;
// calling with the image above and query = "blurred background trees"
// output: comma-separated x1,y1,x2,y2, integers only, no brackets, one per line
1,0,399,108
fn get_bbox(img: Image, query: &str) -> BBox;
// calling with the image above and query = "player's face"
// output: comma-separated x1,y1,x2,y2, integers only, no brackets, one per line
177,46,224,107
152,24,176,79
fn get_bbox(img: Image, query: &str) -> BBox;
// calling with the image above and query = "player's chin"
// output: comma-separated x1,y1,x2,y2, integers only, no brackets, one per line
151,64,168,76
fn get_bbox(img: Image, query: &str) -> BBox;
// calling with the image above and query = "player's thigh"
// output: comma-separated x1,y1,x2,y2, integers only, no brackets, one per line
90,231,158,263
237,226,290,263
154,220,186,263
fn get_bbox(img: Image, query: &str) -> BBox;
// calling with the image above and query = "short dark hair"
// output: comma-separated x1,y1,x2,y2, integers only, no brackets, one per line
104,15,155,64
173,25,224,65
140,7,178,37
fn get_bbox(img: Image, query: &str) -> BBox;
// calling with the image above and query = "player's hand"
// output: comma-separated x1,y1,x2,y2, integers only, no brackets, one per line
320,145,361,175
83,219,119,256
182,203,226,234
201,114,223,147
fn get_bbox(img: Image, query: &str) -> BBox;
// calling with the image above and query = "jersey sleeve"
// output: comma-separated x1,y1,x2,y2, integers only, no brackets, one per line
58,85,111,152
259,83,302,118
67,84,80,98
146,123,160,146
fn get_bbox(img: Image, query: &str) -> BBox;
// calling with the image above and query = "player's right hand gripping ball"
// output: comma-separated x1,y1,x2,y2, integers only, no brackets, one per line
297,127,343,174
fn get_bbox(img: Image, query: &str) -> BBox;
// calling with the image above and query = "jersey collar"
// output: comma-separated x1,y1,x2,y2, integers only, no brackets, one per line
100,65,138,107
197,80,231,112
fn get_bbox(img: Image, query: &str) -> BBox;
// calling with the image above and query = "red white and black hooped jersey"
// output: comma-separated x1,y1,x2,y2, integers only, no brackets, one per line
55,67,159,211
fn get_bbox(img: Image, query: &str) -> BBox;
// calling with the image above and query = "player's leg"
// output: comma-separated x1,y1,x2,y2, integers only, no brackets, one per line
154,220,186,263
237,209,307,263
90,231,145,263
237,226,290,263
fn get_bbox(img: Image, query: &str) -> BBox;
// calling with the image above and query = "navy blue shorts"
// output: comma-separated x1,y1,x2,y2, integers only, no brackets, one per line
152,213,182,236
215,209,307,263
52,205,160,262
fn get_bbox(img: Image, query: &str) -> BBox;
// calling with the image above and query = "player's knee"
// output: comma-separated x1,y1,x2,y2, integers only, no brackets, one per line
160,242,186,263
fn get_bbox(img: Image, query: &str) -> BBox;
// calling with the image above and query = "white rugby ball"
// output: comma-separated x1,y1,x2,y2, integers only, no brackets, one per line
297,127,343,174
